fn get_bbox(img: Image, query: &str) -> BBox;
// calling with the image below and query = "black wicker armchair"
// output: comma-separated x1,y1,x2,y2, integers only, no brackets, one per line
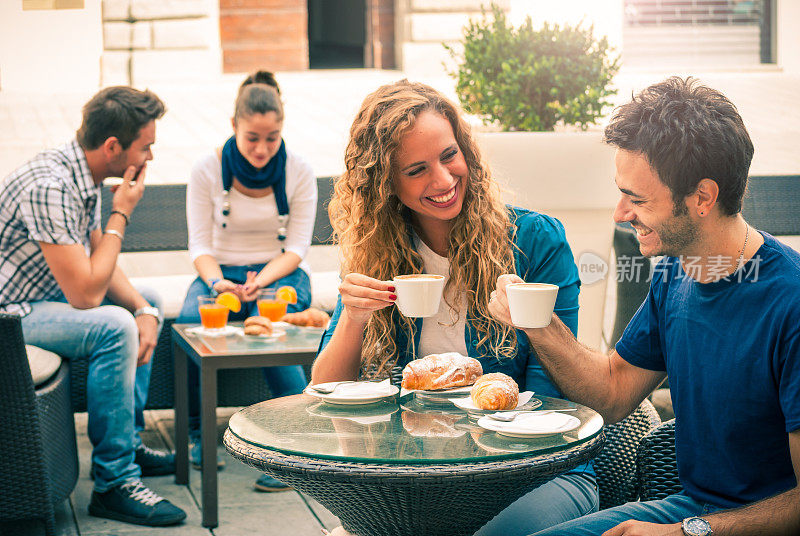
594,399,662,509
0,314,79,536
636,419,682,501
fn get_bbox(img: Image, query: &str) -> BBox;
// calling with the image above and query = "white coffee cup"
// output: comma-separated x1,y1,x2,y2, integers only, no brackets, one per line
392,274,445,318
506,282,559,328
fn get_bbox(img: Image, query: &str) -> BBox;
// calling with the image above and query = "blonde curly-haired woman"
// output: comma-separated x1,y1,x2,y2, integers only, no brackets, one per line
312,80,597,534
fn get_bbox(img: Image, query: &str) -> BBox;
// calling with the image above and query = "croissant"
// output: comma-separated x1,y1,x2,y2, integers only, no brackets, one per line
470,373,519,410
280,307,330,328
244,316,273,336
401,352,483,390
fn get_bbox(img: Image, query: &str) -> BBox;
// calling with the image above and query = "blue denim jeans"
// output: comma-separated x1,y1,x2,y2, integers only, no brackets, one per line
531,492,723,535
21,286,163,493
475,473,598,536
176,265,311,433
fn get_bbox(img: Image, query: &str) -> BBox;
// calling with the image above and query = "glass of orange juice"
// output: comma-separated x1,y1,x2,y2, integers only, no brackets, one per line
256,289,288,321
198,296,229,332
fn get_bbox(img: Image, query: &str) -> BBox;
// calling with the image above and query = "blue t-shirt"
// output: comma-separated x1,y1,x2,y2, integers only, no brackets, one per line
616,232,800,509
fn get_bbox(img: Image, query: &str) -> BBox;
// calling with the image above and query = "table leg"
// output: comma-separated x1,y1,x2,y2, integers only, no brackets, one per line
173,342,189,486
200,360,219,528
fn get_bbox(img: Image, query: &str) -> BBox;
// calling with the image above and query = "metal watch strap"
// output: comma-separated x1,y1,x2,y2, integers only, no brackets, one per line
134,306,160,319
682,517,713,536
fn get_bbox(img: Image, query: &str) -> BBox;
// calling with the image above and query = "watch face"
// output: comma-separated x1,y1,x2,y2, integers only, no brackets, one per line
685,517,711,535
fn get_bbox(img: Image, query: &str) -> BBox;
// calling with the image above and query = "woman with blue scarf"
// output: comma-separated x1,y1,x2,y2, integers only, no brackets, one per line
176,70,317,492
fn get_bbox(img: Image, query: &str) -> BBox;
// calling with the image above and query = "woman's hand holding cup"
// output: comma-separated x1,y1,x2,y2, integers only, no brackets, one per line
339,272,397,325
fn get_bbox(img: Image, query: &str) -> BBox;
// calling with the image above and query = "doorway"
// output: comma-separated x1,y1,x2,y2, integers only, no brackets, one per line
307,0,366,68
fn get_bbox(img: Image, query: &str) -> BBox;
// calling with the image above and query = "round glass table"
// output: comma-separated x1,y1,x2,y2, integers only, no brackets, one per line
224,393,604,536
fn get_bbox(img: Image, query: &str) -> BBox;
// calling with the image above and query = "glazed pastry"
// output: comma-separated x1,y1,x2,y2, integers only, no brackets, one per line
401,352,483,390
280,307,330,328
470,373,519,410
244,316,273,336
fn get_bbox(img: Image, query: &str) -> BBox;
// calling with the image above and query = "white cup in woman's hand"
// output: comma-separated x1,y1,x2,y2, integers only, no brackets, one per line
392,274,444,318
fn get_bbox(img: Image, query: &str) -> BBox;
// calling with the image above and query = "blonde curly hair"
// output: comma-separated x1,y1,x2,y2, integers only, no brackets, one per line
328,80,517,377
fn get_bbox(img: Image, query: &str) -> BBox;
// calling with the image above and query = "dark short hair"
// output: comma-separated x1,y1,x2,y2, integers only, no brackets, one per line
234,70,283,124
604,76,753,216
76,87,166,150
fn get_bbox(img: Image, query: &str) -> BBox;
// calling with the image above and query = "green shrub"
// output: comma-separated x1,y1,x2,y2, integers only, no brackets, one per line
446,4,619,131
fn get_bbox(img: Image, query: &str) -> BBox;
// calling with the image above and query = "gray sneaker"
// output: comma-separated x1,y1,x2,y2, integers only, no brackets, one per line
88,480,186,526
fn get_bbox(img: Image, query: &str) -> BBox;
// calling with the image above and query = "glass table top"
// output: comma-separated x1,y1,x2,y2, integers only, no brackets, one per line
228,393,604,464
173,323,323,356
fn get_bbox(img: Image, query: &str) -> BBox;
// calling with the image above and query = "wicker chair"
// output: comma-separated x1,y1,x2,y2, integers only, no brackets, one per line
636,419,682,501
0,314,79,536
594,399,661,509
742,175,800,236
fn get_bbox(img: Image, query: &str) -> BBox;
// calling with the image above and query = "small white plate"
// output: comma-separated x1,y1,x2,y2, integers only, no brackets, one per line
304,380,399,405
185,325,241,338
477,412,581,438
451,391,538,414
240,327,286,339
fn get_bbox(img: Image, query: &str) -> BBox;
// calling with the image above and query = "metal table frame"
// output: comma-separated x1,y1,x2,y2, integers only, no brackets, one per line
171,324,318,528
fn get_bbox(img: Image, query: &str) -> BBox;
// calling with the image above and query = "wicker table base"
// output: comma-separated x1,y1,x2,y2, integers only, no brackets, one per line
224,429,604,536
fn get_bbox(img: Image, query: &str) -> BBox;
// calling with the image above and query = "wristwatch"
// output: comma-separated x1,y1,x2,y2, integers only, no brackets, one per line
682,517,713,536
134,306,160,320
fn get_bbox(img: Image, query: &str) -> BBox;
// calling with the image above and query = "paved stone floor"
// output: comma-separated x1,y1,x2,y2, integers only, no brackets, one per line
1,409,339,536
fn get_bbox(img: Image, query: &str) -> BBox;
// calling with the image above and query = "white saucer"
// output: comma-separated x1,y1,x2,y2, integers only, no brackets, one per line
185,325,241,337
477,412,581,438
304,380,399,405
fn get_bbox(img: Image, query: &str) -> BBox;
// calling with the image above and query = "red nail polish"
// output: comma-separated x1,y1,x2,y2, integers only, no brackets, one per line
389,294,398,300
388,286,396,292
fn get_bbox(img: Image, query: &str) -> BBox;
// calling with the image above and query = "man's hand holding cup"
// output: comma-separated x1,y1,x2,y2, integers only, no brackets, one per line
489,274,559,331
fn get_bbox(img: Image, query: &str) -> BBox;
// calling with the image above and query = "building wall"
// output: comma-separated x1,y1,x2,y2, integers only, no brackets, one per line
0,0,103,92
220,0,308,73
395,0,511,77
777,0,800,74
102,0,221,86
368,0,395,69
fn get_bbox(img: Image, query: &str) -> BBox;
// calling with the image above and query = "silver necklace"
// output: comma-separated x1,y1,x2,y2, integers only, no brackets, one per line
735,223,750,272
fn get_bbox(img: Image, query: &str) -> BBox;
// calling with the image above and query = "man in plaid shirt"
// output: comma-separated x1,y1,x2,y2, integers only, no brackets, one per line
0,87,186,527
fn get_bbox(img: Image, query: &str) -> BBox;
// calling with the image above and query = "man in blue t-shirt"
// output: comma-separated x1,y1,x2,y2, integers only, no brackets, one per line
489,77,799,536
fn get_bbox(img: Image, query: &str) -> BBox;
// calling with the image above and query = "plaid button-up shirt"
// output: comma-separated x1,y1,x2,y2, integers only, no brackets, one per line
0,139,101,316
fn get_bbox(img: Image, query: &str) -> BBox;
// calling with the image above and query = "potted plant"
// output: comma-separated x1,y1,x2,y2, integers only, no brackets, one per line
446,3,619,132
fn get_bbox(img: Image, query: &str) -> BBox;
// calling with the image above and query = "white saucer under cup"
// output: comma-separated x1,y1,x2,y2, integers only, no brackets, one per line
392,274,445,318
506,283,559,329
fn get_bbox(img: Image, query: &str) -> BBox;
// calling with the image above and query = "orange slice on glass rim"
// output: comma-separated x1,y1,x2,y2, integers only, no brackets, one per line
215,292,241,313
276,286,298,304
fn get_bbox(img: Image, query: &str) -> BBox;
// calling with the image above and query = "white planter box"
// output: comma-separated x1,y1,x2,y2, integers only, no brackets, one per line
476,131,618,349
